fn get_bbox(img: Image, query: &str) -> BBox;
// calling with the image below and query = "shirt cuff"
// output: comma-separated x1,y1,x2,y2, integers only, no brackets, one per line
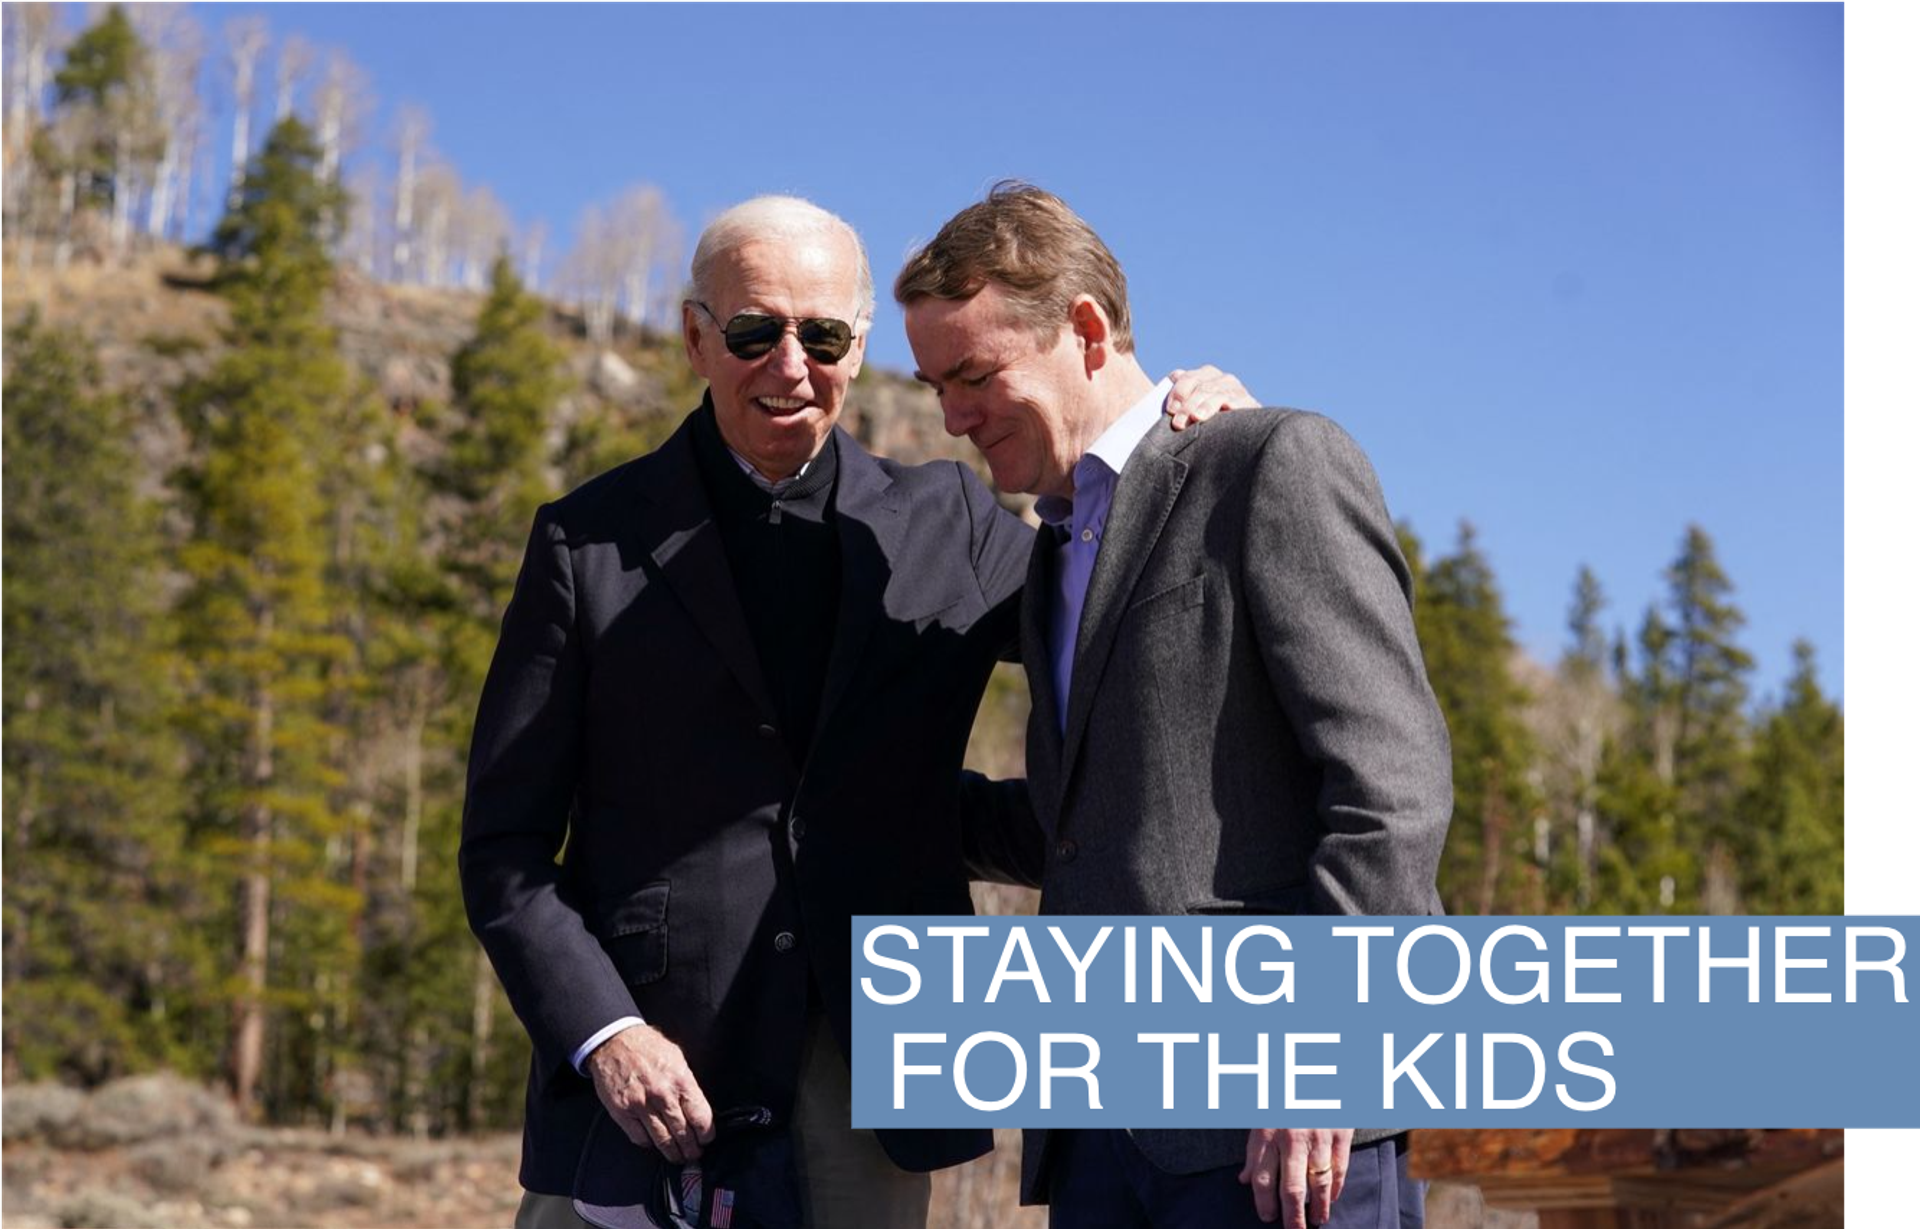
571,1016,645,1074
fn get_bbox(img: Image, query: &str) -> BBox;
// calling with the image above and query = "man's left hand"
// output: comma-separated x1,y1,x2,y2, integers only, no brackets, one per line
1165,365,1260,430
1239,1127,1353,1227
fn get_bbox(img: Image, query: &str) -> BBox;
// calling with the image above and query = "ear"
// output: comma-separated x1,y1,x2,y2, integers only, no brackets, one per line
683,301,714,378
844,325,868,382
1068,295,1110,374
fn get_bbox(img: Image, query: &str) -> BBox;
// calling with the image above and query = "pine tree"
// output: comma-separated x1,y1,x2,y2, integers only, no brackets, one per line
174,117,362,1118
442,253,569,602
52,7,143,104
432,251,564,1127
1739,641,1843,913
42,5,164,255
1665,525,1755,909
350,251,565,1131
2,313,197,1081
1403,522,1541,914
1592,607,1692,912
1566,566,1608,681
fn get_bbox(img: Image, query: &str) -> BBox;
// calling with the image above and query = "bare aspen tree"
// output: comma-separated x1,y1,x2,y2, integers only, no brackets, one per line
314,49,371,184
172,105,215,244
139,3,208,246
615,185,687,331
169,88,204,242
224,16,268,207
521,218,549,294
146,60,200,243
3,3,61,257
455,185,509,290
107,72,157,261
1523,569,1624,911
563,203,621,346
343,163,383,275
273,33,312,122
119,36,169,260
611,184,667,332
43,107,83,269
390,105,430,282
645,211,687,330
415,161,459,287
130,5,205,246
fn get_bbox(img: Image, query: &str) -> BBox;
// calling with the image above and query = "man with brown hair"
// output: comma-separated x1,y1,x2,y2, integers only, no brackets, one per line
897,183,1453,1228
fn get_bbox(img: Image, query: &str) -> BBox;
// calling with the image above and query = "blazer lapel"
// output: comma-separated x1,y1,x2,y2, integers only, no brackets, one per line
632,417,779,726
814,429,905,737
1058,428,1189,796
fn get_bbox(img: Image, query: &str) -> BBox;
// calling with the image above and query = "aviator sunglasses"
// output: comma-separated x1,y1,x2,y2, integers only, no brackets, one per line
690,301,857,365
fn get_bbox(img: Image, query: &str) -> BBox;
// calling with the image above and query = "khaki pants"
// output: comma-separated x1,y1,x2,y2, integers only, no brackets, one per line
517,1016,928,1229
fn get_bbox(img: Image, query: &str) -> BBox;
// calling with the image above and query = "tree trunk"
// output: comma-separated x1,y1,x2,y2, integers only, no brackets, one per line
6,745,42,988
228,30,260,210
146,142,177,241
392,118,420,281
468,948,496,1128
53,169,75,269
172,122,197,243
524,228,544,294
229,100,250,209
232,609,276,1118
404,1020,431,1138
1477,758,1507,916
401,704,424,894
110,131,132,259
3,8,48,251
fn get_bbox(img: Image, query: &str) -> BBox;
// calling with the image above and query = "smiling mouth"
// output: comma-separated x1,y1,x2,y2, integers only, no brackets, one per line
754,396,813,416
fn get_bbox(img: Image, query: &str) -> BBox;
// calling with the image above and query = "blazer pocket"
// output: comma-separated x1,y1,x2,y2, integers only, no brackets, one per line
1125,574,1206,622
596,880,670,986
1185,884,1308,916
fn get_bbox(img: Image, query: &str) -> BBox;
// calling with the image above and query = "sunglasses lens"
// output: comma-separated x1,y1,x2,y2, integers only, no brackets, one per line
797,319,854,363
722,314,784,360
719,313,854,363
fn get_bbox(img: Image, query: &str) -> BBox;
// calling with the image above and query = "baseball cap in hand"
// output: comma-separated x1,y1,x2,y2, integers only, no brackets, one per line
572,1105,800,1229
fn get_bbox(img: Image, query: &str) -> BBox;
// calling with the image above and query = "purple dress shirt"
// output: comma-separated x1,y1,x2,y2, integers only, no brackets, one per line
1034,379,1173,736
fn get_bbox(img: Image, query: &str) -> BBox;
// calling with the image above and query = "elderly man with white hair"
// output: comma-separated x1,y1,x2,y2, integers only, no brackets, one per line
462,196,1252,1229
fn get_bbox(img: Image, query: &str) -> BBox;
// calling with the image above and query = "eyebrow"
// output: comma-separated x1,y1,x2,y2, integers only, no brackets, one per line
914,357,981,387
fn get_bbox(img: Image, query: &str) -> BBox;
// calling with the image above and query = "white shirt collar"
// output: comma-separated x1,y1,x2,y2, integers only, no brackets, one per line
1036,378,1172,525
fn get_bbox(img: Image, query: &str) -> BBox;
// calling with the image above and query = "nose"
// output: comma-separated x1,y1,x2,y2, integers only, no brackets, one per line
939,389,981,439
765,329,811,380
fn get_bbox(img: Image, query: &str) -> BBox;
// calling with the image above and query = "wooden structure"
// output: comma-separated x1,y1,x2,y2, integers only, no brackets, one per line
1413,1129,1844,1228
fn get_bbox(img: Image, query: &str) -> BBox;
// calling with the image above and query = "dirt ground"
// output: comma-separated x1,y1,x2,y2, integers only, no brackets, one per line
1,1076,1520,1229
2,1128,523,1229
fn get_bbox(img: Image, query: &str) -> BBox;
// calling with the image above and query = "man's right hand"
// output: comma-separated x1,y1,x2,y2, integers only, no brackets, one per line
584,1024,715,1163
1241,1127,1353,1227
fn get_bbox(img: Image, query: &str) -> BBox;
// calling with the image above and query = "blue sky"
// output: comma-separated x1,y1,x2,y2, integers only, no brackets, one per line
180,2,1844,700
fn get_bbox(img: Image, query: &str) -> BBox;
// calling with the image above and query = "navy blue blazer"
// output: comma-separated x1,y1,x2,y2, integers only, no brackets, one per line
460,405,1039,1194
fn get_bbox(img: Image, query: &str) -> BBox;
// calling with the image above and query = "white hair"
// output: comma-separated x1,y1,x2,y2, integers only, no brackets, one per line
688,195,875,325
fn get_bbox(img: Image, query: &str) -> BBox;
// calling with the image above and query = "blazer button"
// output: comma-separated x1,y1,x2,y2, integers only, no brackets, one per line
1055,839,1078,863
756,723,778,740
791,816,807,840
774,931,797,953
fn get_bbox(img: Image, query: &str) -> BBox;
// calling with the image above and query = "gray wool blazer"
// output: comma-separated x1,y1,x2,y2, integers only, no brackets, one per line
1015,408,1453,1204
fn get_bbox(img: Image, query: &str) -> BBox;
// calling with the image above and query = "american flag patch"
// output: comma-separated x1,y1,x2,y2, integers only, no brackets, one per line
710,1187,735,1229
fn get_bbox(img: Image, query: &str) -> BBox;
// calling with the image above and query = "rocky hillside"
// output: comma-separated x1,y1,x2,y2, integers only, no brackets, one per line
1,245,1018,507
